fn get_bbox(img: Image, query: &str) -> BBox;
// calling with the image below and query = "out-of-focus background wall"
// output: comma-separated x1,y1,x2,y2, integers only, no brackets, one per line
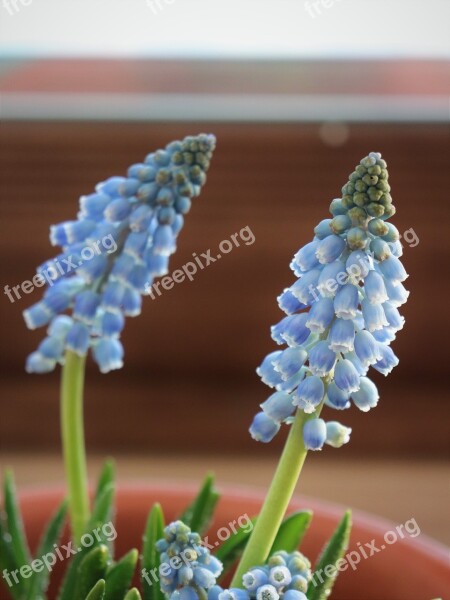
1,0,449,542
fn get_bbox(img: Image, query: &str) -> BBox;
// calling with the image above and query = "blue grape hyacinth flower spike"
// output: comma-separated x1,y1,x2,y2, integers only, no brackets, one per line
24,134,216,373
156,520,223,600
250,152,409,449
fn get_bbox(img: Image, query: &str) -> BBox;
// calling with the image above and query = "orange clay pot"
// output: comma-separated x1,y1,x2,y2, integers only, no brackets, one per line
2,483,448,600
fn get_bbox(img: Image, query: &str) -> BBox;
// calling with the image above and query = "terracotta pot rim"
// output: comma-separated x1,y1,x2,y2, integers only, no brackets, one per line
18,479,449,564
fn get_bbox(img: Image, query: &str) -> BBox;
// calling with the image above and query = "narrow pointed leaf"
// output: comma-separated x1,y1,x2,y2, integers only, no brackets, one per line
0,513,24,600
307,510,352,600
95,462,115,504
3,470,31,571
58,483,116,599
125,589,142,600
179,474,220,535
89,483,116,554
141,503,165,600
271,511,313,554
104,549,138,600
86,579,106,600
26,500,67,600
74,544,110,599
89,483,116,536
215,516,257,577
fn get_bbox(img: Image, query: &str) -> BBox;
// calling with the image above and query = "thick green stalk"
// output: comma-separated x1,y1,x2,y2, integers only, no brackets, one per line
60,350,89,543
231,408,314,586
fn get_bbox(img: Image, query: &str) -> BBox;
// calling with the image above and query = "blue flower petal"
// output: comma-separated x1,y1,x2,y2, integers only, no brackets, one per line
249,412,280,443
303,418,326,451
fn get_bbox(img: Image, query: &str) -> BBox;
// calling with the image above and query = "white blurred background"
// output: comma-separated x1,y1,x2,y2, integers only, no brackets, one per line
1,0,449,58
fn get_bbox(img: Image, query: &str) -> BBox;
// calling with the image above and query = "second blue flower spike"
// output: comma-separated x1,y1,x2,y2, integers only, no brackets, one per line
24,134,216,373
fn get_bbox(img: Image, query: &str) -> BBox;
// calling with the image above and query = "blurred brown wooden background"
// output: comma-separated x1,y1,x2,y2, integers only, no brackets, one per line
0,120,449,456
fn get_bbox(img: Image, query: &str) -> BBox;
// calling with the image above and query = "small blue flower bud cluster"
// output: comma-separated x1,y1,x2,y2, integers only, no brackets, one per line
250,152,409,448
156,521,223,600
23,134,216,373
210,550,312,600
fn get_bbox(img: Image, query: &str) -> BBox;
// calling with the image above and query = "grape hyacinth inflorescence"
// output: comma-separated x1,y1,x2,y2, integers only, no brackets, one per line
154,521,312,600
156,521,223,600
23,134,216,374
250,152,409,449
208,550,312,600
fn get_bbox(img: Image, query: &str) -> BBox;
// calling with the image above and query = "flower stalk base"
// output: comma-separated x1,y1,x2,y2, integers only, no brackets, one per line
231,408,311,587
60,350,89,543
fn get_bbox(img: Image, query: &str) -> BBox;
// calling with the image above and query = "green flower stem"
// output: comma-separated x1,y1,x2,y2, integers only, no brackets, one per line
231,407,318,586
60,350,90,543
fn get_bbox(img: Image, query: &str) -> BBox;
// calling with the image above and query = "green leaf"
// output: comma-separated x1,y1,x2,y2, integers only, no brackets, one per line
89,483,116,540
3,470,32,572
0,513,24,600
215,516,257,577
179,474,220,535
58,481,116,599
307,510,352,600
26,500,67,600
124,589,142,600
104,549,138,600
85,579,106,600
141,503,165,600
75,545,110,599
88,482,116,555
95,462,115,505
271,511,313,554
